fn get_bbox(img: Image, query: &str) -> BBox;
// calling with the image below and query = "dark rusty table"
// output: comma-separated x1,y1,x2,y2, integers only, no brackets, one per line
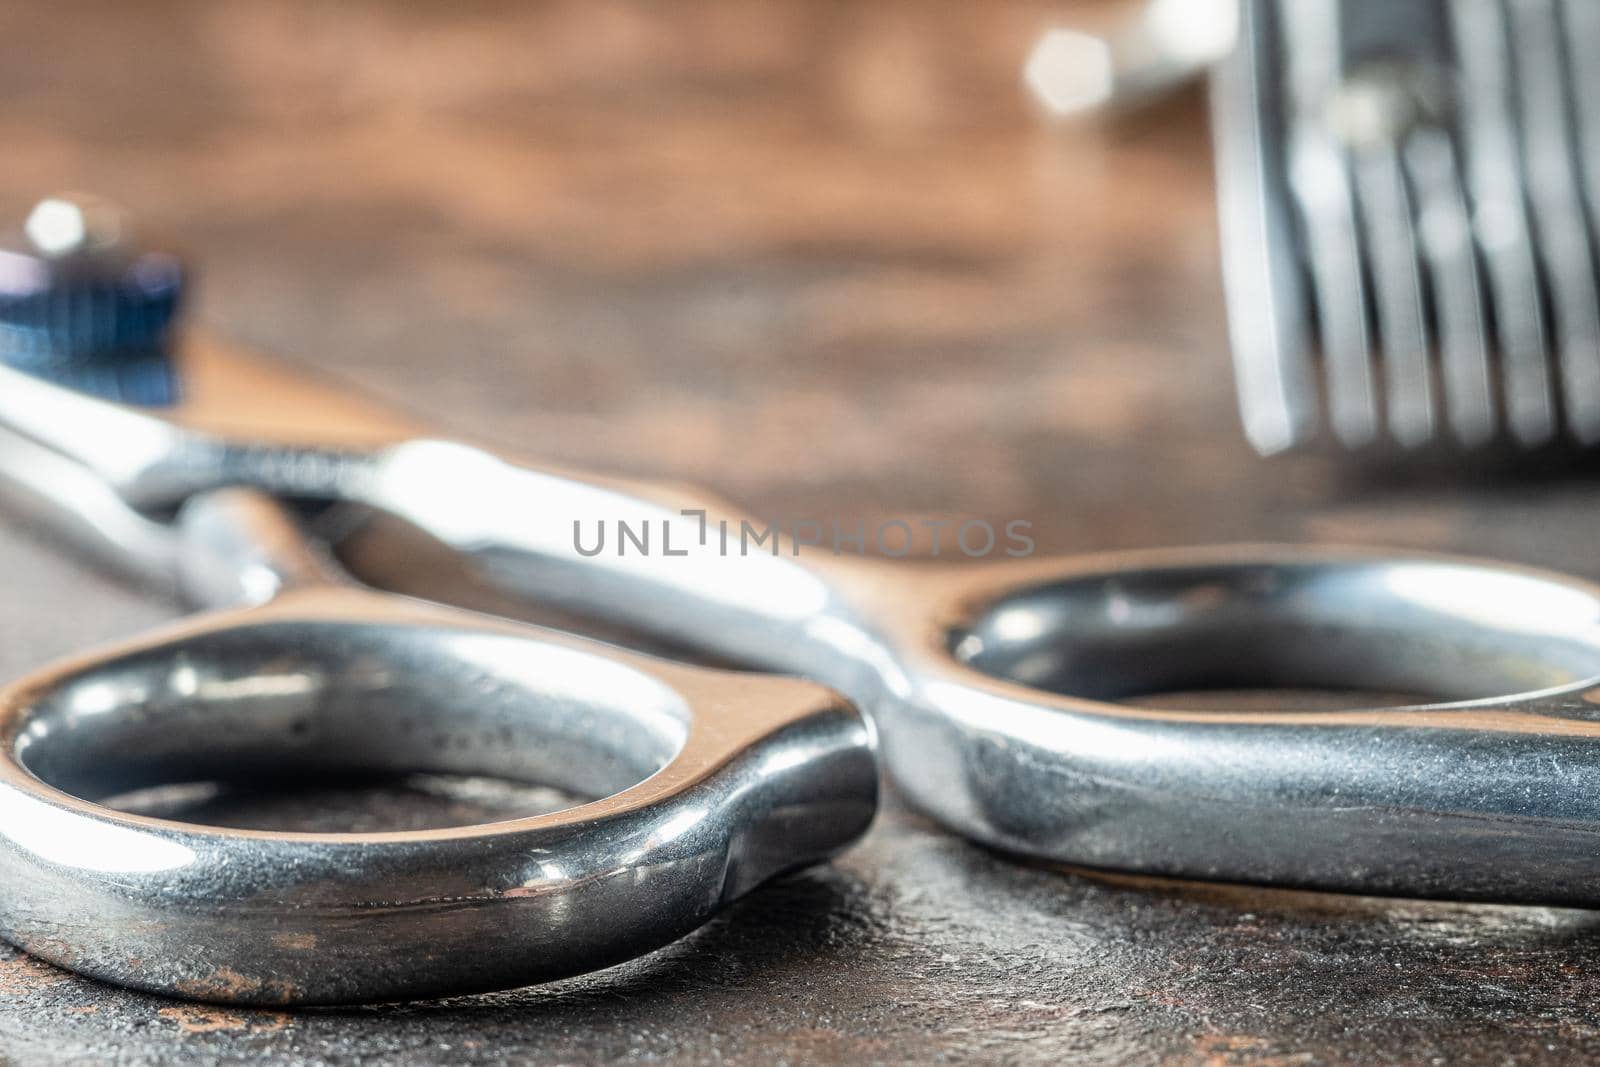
4,2,1600,1063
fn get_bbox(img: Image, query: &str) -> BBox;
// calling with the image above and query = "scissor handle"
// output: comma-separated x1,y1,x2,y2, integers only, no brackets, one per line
0,581,876,1004
0,441,879,1004
867,545,1600,905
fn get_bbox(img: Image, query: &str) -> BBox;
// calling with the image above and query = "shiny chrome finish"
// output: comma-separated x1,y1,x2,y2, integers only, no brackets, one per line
8,334,1600,906
0,475,877,1005
1212,0,1600,453
1034,1,1600,453
1210,0,1314,454
1283,0,1377,447
1452,0,1555,447
1509,0,1600,445
1353,117,1431,447
917,547,1600,902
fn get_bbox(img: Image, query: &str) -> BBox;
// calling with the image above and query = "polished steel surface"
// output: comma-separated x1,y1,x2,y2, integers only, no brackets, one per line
1212,0,1600,453
1208,0,1314,455
1032,1,1600,453
0,479,877,1005
8,320,1600,905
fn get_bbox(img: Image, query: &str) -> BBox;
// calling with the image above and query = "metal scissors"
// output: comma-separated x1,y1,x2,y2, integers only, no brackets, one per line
7,200,1600,1003
0,426,876,1005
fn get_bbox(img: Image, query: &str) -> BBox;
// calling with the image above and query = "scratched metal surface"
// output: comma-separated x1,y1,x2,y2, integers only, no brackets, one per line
4,1,1600,1063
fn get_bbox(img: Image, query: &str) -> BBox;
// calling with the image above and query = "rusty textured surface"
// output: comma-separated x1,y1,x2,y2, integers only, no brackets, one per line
4,1,1600,1063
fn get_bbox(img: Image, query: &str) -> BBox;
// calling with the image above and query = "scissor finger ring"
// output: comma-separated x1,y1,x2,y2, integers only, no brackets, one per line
0,482,876,1004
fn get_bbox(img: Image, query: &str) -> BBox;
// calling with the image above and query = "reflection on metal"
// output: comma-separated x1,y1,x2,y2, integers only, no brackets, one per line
1215,0,1600,452
0,445,875,1005
1030,1,1600,454
9,202,1600,931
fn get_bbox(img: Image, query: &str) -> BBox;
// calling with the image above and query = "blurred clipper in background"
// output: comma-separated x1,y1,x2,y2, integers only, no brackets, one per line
1031,0,1600,457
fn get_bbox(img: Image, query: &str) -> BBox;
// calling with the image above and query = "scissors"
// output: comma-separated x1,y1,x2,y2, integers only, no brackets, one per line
6,198,1600,997
0,417,876,1004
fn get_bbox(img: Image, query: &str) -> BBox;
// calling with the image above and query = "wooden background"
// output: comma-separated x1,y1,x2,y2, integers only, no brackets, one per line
3,1,1600,1063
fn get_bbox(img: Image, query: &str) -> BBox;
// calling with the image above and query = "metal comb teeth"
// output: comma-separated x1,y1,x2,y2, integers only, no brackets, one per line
1214,0,1600,455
